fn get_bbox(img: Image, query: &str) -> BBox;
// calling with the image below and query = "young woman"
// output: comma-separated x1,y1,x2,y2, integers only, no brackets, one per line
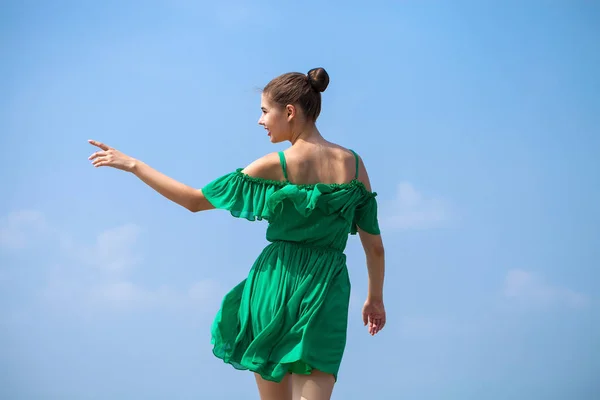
88,67,386,400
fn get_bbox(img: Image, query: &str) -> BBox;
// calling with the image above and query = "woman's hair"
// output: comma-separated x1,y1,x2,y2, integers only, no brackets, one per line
263,67,330,122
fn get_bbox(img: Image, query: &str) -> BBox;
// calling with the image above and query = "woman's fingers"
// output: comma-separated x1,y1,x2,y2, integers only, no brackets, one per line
91,156,107,166
88,140,111,164
367,314,385,335
362,302,386,335
376,318,384,334
88,139,110,151
89,151,106,160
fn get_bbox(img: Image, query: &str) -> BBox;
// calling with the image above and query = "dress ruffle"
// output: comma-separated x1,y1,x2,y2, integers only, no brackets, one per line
202,169,379,234
201,169,280,221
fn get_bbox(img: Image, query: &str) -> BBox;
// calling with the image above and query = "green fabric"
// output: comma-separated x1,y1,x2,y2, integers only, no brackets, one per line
278,151,289,180
202,167,380,382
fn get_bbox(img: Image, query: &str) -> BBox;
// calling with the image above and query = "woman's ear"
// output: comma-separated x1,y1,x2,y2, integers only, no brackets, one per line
286,104,296,122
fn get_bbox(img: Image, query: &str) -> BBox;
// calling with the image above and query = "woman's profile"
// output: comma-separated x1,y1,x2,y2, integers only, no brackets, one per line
88,67,386,400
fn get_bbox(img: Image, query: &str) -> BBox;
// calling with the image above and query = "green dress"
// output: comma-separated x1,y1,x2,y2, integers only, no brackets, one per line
202,150,380,382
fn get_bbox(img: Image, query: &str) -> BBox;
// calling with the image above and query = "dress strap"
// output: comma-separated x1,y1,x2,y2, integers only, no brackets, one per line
349,149,359,179
278,151,289,181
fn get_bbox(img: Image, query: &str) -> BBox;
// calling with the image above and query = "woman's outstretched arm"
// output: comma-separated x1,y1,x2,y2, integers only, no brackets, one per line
88,140,214,212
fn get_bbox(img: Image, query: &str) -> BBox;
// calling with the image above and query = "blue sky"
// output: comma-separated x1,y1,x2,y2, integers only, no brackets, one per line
1,1,598,399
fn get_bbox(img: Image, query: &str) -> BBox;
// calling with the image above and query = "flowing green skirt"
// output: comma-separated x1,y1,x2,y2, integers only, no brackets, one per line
211,240,351,382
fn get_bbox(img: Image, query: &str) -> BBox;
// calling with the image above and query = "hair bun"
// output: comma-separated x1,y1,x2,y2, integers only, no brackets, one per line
307,67,330,93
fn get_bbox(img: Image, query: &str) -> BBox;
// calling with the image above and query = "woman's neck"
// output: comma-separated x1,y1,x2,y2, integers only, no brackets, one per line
289,123,324,145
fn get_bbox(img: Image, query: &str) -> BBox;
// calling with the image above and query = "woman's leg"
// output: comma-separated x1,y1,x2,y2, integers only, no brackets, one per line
255,373,292,400
291,370,336,400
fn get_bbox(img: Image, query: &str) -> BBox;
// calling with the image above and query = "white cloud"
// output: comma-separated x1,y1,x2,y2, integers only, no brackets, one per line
40,279,223,315
2,209,223,315
85,279,224,312
92,224,141,272
504,269,589,308
59,223,141,274
381,182,449,230
88,281,150,308
0,210,46,249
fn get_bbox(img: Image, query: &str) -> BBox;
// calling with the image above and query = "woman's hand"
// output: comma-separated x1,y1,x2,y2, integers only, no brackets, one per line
362,298,386,336
87,139,212,212
88,140,137,172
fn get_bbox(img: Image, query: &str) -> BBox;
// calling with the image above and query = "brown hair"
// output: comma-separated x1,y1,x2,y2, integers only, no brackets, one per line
263,67,330,122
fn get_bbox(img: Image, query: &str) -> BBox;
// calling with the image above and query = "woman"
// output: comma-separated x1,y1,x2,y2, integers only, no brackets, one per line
88,67,386,400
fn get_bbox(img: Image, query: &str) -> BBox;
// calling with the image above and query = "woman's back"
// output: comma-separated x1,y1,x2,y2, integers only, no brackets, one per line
282,142,359,186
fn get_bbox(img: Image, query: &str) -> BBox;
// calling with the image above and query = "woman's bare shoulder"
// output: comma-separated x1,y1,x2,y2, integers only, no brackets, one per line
241,152,285,182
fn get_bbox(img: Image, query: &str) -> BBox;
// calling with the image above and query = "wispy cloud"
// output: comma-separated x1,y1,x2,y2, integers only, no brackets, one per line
60,223,142,274
2,210,223,315
381,182,449,230
40,275,223,315
84,279,223,312
0,210,47,249
504,269,589,308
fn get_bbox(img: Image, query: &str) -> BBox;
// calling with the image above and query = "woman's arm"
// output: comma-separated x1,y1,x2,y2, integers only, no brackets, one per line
356,154,386,300
88,140,213,212
130,160,214,212
356,154,386,335
359,229,385,301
